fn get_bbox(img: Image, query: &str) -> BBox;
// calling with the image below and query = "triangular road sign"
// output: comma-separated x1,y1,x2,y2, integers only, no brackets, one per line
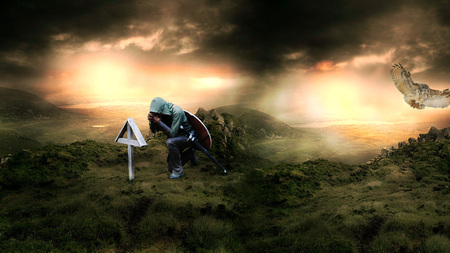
115,118,147,147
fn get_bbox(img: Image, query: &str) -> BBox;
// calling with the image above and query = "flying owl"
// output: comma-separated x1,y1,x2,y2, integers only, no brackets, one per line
390,63,450,109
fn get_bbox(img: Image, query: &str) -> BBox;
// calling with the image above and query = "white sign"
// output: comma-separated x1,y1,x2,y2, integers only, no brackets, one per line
115,118,147,181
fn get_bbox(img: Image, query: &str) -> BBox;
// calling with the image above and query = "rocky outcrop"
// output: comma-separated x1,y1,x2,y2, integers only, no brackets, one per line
195,108,250,159
366,126,450,164
417,126,450,142
195,107,294,159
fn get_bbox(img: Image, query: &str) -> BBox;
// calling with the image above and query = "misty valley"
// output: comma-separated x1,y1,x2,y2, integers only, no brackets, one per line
1,88,450,252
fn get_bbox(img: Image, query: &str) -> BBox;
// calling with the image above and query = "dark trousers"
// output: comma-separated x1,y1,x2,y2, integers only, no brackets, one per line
166,136,194,173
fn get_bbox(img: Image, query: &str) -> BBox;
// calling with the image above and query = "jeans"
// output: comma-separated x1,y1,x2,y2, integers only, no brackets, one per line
166,136,194,173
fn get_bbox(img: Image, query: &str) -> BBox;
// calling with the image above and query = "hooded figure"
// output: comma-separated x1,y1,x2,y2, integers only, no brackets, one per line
148,97,196,179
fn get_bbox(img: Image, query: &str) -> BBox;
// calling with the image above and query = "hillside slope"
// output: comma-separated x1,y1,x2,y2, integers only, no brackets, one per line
0,127,449,252
0,129,41,156
0,87,67,121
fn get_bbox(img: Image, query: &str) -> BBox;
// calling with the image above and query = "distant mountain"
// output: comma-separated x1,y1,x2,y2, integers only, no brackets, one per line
209,105,294,137
239,109,293,138
0,87,66,121
214,104,256,117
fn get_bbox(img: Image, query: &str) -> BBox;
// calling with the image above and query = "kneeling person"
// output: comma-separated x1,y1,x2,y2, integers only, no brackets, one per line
147,97,197,179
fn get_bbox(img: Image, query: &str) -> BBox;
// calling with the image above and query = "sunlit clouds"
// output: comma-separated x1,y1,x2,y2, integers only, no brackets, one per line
43,49,240,109
117,30,163,51
261,50,449,126
0,0,449,127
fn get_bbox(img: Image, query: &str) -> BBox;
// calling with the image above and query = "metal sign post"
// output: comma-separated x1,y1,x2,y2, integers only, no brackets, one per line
115,118,147,181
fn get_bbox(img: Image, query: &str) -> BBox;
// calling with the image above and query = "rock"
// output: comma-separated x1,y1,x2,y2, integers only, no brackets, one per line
368,126,450,165
208,109,225,126
234,127,246,137
195,107,208,121
381,147,389,157
0,154,13,167
418,134,426,142
426,126,439,141
398,141,407,148
226,121,234,131
436,135,446,142
259,128,266,137
224,127,232,138
440,128,450,139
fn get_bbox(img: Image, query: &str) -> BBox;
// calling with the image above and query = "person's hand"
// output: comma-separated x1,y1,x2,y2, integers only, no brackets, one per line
147,112,161,123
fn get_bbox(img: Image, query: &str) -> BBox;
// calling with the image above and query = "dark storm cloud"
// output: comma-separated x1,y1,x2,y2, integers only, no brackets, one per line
0,0,138,52
199,0,404,74
0,0,227,80
374,1,450,81
0,0,143,86
1,0,450,90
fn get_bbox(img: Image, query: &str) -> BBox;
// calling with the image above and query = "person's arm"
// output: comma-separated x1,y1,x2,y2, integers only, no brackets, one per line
149,122,157,133
148,113,157,133
168,108,183,137
148,112,172,134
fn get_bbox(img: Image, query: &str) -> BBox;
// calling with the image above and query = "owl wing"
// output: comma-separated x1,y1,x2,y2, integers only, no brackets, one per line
390,63,418,96
424,88,450,108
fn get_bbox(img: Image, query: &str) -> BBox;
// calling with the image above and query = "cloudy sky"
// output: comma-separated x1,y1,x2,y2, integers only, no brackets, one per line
1,0,449,125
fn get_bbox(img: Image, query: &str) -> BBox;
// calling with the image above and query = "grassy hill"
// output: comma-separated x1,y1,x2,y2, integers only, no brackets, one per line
0,129,42,156
0,87,81,156
1,121,449,252
0,87,67,121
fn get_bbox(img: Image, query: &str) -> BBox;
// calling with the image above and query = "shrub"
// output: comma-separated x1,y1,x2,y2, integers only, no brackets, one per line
185,216,234,251
370,232,412,253
2,217,122,252
262,163,321,200
0,238,59,252
421,234,450,253
0,140,131,190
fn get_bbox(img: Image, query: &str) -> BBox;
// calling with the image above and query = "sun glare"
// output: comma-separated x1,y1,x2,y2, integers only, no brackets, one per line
318,82,360,117
65,54,139,101
84,61,129,96
49,51,241,107
304,73,362,120
192,77,227,89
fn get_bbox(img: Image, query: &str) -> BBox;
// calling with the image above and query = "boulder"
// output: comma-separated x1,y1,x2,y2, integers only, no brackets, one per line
208,109,225,126
195,107,208,121
425,126,439,141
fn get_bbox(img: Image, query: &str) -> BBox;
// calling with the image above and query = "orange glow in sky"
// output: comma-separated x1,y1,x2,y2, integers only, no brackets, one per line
259,61,449,127
43,49,448,128
46,52,240,108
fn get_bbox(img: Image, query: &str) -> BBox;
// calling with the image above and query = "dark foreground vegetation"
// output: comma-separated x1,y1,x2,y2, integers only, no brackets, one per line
1,123,450,252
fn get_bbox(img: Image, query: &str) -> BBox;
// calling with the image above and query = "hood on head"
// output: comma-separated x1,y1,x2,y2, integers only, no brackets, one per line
150,97,174,115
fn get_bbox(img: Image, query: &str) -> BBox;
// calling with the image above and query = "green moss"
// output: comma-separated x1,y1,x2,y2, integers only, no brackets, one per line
0,140,157,190
0,130,449,252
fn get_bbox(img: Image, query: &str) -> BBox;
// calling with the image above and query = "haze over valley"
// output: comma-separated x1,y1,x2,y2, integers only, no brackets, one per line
1,87,447,166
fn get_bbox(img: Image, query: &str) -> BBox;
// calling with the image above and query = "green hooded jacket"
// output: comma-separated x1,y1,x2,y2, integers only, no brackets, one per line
149,97,192,138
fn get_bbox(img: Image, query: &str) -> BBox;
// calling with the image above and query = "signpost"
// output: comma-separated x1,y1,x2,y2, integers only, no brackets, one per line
115,118,147,181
